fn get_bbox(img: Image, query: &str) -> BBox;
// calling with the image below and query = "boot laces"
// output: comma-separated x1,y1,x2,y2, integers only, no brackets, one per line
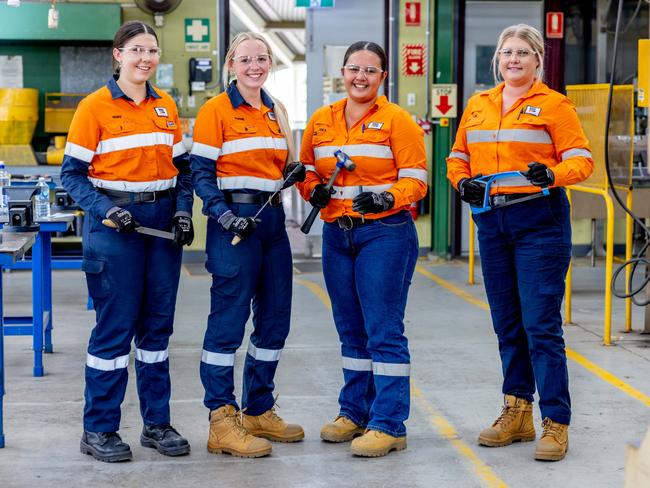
223,408,249,440
541,418,563,440
493,405,517,428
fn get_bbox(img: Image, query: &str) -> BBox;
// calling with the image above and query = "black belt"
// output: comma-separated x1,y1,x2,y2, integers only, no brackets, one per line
335,215,375,230
98,188,173,206
489,188,559,208
224,192,281,206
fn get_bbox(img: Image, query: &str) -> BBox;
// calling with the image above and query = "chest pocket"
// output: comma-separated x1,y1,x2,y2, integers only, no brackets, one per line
153,117,177,131
513,115,548,131
232,122,259,135
363,128,390,144
462,110,484,129
105,118,136,135
312,123,334,145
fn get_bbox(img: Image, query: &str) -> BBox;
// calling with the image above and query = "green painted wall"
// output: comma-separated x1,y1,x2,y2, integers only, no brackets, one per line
0,3,120,41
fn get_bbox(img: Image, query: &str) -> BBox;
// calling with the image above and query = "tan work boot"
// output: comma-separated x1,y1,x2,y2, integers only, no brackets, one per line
478,394,536,447
534,417,569,461
320,416,365,443
207,405,272,458
242,408,304,442
350,430,406,457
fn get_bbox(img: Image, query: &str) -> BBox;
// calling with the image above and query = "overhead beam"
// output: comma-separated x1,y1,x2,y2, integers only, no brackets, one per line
264,21,305,31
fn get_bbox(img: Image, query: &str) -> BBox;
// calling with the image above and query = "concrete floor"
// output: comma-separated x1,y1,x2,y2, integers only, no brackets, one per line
1,256,650,488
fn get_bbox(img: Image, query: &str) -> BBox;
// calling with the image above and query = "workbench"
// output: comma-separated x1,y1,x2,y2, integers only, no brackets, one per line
0,231,37,448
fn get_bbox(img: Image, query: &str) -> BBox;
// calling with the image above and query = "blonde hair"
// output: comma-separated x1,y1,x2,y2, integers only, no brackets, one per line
222,32,295,163
490,24,545,85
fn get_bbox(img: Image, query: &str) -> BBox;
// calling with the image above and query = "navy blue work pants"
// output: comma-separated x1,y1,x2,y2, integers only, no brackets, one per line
82,194,182,432
200,202,292,416
474,189,572,425
322,210,418,437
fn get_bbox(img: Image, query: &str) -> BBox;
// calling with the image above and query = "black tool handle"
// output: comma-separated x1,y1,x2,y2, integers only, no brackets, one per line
300,166,342,235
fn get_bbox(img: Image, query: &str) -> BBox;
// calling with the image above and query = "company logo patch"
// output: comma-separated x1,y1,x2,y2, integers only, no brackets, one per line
154,107,169,117
167,120,176,128
524,105,541,116
367,121,384,130
268,112,276,121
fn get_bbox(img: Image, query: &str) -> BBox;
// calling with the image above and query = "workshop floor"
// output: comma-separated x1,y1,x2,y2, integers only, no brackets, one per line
1,255,649,488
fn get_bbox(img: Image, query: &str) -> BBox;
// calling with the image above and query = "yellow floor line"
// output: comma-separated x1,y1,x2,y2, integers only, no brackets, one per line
415,264,650,408
295,277,508,488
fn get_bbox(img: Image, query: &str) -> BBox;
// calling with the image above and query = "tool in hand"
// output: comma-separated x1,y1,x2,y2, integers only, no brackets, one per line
300,149,356,234
231,162,304,246
102,219,175,240
470,170,550,214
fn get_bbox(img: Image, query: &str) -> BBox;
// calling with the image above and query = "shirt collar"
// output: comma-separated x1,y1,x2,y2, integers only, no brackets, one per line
107,75,161,101
226,81,274,109
332,95,389,114
485,81,548,103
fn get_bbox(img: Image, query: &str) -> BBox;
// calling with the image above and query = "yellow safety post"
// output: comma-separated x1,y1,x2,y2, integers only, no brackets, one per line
565,188,573,325
625,189,633,332
468,210,475,285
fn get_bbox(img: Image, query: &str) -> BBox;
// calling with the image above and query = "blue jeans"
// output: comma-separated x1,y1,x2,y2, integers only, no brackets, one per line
200,202,292,416
322,210,418,437
474,189,572,425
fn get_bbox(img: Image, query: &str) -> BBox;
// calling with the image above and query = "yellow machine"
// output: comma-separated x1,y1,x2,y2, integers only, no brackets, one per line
44,92,86,165
0,88,39,165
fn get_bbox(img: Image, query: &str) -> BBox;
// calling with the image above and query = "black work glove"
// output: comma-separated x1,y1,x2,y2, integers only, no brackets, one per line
458,176,486,207
309,183,334,209
525,162,555,187
281,161,307,189
218,210,258,241
352,191,395,214
106,207,136,232
172,214,194,246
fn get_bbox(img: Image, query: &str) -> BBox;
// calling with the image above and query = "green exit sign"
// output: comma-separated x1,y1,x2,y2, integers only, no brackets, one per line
296,0,335,7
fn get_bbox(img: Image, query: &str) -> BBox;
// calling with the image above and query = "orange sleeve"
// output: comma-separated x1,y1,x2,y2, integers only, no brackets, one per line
386,108,428,208
66,97,101,157
547,97,594,187
446,99,475,189
297,116,322,201
192,100,224,155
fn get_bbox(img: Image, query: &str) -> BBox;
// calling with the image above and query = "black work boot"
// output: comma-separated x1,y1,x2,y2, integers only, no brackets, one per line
80,431,132,462
140,424,191,456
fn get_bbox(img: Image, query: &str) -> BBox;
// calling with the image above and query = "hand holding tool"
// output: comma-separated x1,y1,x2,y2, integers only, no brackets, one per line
102,218,175,240
458,175,485,207
469,170,550,214
352,191,395,214
301,149,356,234
281,161,306,189
172,215,194,246
105,208,136,232
525,162,555,187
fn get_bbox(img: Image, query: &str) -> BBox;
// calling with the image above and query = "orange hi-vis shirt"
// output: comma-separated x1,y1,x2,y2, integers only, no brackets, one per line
298,96,428,222
447,82,593,193
64,78,186,192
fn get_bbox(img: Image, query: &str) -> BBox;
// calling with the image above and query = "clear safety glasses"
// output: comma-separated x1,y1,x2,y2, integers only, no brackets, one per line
118,46,162,58
342,64,384,77
233,54,271,66
498,48,537,59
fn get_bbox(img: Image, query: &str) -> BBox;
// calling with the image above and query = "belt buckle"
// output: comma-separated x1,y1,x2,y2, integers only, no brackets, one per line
142,191,156,203
492,195,507,206
338,215,354,230
269,193,281,207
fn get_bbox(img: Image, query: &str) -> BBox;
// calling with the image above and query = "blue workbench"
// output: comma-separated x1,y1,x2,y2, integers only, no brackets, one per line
0,231,37,448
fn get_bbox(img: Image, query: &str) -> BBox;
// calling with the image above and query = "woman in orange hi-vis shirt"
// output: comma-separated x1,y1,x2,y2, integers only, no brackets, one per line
447,24,593,462
298,41,428,458
61,21,193,463
191,32,305,459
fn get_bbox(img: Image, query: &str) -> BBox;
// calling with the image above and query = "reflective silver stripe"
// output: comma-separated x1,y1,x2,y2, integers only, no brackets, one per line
372,362,410,376
314,144,394,160
448,151,470,162
342,357,372,371
466,129,552,145
221,136,287,156
247,343,282,362
86,352,129,371
95,132,173,155
172,142,186,158
191,142,221,160
89,177,176,192
330,183,393,200
65,142,94,163
201,349,235,367
398,168,428,182
135,348,168,364
304,164,318,174
562,148,592,160
217,176,283,192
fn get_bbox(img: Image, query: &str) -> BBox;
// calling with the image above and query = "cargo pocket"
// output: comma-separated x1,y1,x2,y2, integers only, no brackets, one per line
82,259,110,299
205,260,240,297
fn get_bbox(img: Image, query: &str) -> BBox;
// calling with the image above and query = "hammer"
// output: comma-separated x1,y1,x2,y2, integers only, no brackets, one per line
300,149,356,234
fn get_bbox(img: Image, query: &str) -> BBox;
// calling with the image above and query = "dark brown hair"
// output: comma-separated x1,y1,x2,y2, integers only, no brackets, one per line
112,21,158,73
342,41,387,71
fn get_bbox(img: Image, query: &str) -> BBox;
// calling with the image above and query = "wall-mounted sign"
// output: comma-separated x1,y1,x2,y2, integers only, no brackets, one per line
545,12,564,39
296,0,334,7
405,2,421,26
185,18,210,52
402,44,426,77
430,84,457,118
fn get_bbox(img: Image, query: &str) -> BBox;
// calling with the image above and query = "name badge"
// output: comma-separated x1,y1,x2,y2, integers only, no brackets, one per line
524,105,541,116
367,121,383,130
154,107,169,117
